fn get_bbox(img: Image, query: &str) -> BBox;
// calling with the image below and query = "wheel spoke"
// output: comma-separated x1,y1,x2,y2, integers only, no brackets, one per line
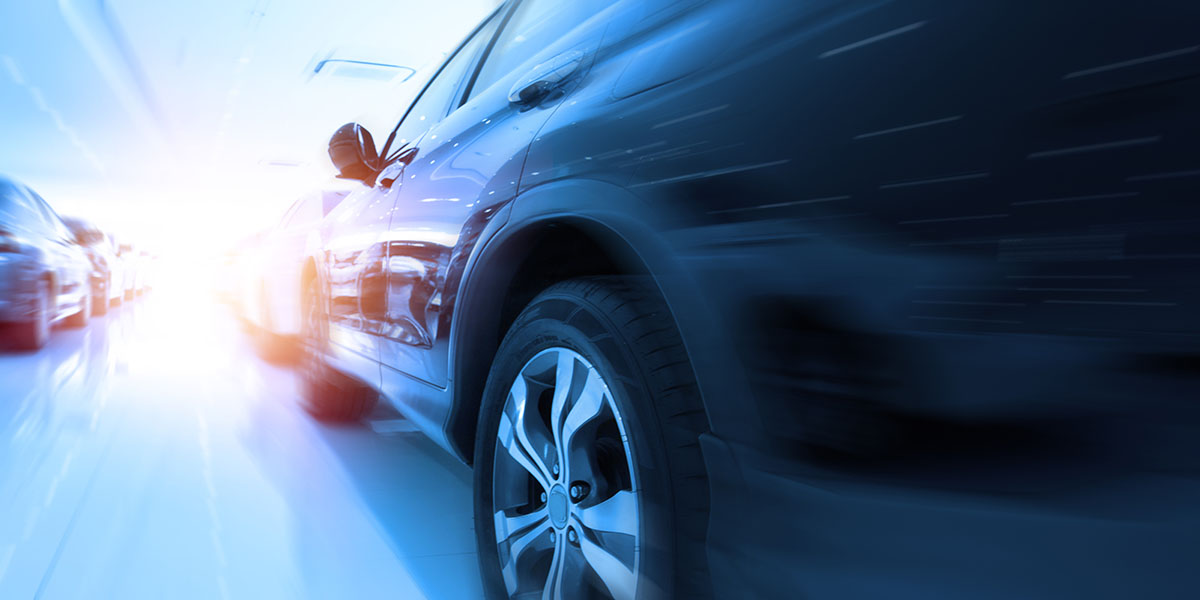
498,375,553,490
578,490,638,537
561,369,607,450
541,534,590,600
577,525,638,600
540,534,566,600
549,350,579,468
494,508,549,546
500,518,553,594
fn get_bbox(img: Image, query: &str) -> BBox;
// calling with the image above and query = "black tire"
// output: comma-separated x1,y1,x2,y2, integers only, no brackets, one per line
473,277,711,600
10,280,51,350
298,276,375,421
64,291,90,328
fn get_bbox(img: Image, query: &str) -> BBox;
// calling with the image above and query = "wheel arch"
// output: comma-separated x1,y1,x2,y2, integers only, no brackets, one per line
445,179,734,464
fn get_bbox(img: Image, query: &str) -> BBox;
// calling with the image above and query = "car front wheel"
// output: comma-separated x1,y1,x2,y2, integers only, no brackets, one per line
474,277,711,600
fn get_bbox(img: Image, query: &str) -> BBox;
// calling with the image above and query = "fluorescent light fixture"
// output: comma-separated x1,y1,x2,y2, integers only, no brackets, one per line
313,59,415,83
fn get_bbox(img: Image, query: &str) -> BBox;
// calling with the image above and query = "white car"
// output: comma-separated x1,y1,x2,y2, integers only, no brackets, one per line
244,186,350,357
109,236,139,300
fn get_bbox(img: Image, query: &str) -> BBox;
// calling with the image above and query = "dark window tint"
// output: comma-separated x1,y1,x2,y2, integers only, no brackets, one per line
467,0,608,102
388,13,502,153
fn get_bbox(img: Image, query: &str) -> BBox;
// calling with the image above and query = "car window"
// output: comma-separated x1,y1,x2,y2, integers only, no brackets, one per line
27,189,72,240
279,195,308,228
0,182,34,228
387,12,502,153
2,185,53,237
465,0,609,103
25,188,54,226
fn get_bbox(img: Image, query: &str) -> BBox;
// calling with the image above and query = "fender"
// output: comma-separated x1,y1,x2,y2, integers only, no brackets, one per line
445,178,760,462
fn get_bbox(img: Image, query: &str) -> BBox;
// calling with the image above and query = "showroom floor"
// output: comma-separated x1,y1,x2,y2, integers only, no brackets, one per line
0,285,483,599
4,280,1200,599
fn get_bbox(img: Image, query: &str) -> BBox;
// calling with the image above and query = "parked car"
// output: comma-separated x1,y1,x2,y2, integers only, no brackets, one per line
1,176,92,349
221,230,266,317
302,1,1200,598
109,235,139,300
136,248,156,294
63,217,124,315
242,186,349,358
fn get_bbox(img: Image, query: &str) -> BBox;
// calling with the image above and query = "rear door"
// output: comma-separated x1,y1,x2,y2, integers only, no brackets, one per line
379,0,613,389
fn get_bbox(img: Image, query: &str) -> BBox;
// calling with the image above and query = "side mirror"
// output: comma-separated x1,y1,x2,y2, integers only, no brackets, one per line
328,123,381,184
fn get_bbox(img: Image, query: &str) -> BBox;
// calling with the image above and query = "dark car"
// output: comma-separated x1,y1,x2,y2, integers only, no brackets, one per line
0,176,92,349
63,217,125,316
302,1,1200,598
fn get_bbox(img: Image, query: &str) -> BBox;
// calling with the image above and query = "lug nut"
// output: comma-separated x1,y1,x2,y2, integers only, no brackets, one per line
549,530,556,543
551,462,560,477
569,482,590,502
567,528,578,545
540,492,547,504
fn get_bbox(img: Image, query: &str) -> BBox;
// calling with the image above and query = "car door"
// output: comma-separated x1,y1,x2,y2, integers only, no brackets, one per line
379,0,611,390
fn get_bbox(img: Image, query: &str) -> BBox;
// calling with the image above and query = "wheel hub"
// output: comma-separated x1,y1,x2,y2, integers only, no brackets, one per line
548,485,569,528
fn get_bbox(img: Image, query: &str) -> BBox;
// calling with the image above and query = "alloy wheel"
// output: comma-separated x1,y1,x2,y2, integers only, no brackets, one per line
491,347,640,600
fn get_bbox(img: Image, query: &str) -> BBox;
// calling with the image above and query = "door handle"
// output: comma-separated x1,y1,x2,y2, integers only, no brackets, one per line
508,50,584,104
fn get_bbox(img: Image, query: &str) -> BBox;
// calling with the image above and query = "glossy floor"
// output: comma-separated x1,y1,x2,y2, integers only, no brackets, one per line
0,286,482,599
4,281,1200,599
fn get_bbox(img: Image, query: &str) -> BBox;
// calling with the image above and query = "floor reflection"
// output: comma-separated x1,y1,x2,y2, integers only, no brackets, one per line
0,282,482,599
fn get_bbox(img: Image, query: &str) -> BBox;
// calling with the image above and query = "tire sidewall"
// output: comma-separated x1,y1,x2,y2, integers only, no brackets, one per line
475,290,676,600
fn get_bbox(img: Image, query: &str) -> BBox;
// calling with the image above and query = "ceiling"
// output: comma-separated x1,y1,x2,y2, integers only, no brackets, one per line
0,0,498,247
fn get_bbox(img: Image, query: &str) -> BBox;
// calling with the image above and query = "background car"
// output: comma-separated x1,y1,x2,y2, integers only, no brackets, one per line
302,1,1200,598
1,176,93,349
63,217,125,316
136,248,157,294
241,186,349,360
109,236,140,300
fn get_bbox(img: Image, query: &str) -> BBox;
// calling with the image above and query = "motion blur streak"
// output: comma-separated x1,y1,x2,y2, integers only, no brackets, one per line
4,0,1200,598
0,278,483,599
